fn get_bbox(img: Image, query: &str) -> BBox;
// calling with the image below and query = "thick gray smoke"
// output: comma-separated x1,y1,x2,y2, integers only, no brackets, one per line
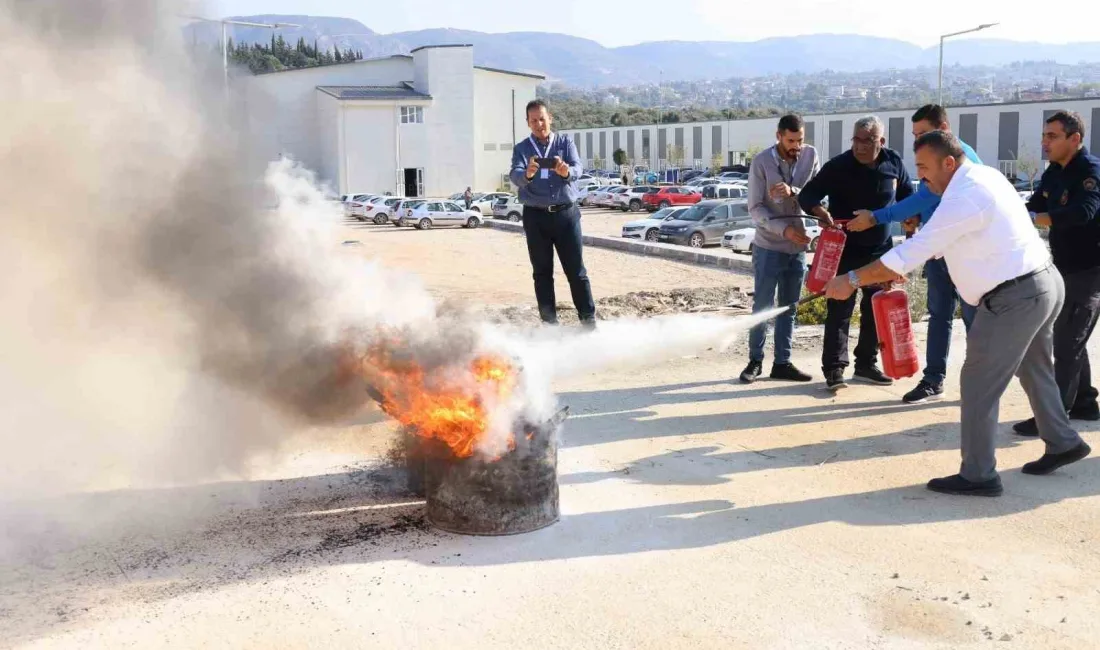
0,0,448,498
0,0,777,541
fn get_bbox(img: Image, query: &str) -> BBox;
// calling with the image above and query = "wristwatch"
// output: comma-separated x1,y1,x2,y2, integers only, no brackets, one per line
847,270,860,289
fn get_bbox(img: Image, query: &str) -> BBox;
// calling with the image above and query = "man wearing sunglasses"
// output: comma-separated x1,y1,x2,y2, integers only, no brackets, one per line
798,116,914,391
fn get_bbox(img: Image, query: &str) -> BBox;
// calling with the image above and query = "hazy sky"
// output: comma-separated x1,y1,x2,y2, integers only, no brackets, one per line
209,0,1091,48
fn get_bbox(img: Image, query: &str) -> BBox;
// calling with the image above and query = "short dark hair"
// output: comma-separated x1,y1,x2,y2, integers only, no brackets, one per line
913,130,965,160
777,113,804,133
1045,110,1085,139
525,98,549,117
912,104,948,127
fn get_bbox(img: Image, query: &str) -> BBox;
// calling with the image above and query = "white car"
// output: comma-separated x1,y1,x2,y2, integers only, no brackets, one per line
621,206,689,241
722,217,822,253
469,192,513,215
616,185,660,212
492,195,524,222
702,184,749,200
344,193,377,219
593,186,629,208
361,196,394,224
400,199,483,229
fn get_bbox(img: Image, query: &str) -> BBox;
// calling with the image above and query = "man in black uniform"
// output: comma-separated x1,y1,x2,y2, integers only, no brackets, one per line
799,115,914,391
1015,110,1100,435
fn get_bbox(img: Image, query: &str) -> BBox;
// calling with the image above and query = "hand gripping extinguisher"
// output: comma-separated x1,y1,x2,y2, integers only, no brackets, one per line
872,283,921,379
805,226,847,294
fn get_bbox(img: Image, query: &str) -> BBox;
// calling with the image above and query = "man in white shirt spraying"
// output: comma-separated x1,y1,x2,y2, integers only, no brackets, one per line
823,131,1090,496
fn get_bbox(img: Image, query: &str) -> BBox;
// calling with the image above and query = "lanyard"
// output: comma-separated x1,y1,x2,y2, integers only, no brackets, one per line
530,132,555,159
772,146,795,186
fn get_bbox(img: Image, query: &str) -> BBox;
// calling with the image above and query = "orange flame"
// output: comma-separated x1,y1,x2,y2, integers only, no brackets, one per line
361,345,518,458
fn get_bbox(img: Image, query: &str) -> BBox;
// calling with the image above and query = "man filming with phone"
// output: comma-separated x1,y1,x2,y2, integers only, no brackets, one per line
510,99,597,328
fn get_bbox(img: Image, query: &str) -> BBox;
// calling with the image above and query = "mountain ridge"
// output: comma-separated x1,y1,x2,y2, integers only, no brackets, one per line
186,16,1100,86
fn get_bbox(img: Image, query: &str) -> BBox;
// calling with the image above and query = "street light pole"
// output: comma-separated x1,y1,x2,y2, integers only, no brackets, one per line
186,16,301,91
938,23,998,105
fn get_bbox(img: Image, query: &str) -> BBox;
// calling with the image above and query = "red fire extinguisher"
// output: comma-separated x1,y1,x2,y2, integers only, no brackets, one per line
872,285,920,379
805,226,847,294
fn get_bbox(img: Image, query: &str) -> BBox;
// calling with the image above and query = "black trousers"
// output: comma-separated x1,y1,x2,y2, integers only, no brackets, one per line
823,285,882,373
522,204,596,323
1053,266,1100,409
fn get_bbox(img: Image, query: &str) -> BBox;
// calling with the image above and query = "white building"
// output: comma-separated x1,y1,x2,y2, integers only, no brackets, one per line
241,44,542,197
564,99,1100,181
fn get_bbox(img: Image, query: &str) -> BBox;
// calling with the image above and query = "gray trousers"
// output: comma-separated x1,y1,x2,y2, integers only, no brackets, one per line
960,264,1084,482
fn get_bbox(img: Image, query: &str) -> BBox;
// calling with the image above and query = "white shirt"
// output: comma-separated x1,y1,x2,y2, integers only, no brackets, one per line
879,161,1051,306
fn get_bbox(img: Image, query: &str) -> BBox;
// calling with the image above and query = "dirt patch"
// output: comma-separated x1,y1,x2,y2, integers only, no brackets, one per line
483,286,752,326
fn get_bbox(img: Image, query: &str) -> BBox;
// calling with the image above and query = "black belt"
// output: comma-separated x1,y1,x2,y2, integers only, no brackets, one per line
528,202,574,213
982,261,1052,302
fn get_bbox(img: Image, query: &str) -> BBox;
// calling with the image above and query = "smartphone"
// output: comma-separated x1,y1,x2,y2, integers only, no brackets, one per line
533,157,556,168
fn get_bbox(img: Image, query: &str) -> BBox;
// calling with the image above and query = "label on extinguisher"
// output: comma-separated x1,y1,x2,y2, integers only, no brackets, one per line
813,239,843,281
887,308,917,362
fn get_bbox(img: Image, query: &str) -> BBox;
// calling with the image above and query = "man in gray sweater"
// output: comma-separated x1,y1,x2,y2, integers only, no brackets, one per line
741,114,822,383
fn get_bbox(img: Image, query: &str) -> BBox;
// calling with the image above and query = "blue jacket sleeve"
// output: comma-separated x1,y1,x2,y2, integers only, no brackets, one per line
510,141,531,188
797,159,833,214
872,182,939,223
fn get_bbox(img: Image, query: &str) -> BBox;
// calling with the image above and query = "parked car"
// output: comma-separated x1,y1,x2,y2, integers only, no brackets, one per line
722,217,822,253
616,185,661,212
492,195,524,222
633,171,660,184
361,196,394,223
718,171,749,182
658,199,751,248
642,186,702,211
401,200,483,229
680,169,708,183
702,184,749,200
621,206,690,241
591,186,628,208
344,193,377,219
391,199,427,226
372,197,405,224
469,192,512,215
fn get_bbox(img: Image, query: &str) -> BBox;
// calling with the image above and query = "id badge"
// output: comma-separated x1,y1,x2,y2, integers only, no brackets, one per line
540,169,549,180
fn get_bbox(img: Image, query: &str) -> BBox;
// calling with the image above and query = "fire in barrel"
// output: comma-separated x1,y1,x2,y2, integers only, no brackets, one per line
350,342,563,536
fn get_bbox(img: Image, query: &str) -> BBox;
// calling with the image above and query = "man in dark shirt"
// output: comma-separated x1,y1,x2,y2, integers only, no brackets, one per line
509,99,595,328
799,115,914,391
1015,110,1100,435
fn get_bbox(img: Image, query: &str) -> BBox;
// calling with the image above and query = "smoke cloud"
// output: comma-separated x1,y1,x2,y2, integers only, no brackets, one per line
0,0,778,550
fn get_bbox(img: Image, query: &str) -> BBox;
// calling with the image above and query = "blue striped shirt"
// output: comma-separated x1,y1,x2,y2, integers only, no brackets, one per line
509,132,584,208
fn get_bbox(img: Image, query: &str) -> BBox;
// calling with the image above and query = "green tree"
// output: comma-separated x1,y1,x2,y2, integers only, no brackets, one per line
613,148,627,166
593,154,604,170
710,150,724,171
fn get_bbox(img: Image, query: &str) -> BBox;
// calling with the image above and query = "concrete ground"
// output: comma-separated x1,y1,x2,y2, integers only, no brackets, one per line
3,219,1098,650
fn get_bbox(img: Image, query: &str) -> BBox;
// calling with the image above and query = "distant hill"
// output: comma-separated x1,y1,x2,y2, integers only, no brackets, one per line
184,16,1100,86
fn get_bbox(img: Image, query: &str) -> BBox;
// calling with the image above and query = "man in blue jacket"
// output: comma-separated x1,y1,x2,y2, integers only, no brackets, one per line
509,99,596,327
847,104,982,404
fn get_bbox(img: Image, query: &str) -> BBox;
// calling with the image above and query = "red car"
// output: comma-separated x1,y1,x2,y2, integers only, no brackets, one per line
642,186,703,212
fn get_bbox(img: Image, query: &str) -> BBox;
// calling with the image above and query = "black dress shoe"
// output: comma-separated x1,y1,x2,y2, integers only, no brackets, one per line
1021,442,1092,475
1069,401,1100,421
770,363,812,382
927,474,1003,497
740,360,763,384
1013,417,1039,437
825,368,848,391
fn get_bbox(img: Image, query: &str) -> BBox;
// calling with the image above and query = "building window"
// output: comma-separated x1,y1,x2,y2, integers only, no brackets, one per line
484,143,497,151
400,106,423,124
499,143,512,151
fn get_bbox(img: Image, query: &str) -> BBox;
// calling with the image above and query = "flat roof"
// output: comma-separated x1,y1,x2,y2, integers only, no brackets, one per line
316,85,432,100
474,65,545,80
566,97,1100,131
410,43,472,53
